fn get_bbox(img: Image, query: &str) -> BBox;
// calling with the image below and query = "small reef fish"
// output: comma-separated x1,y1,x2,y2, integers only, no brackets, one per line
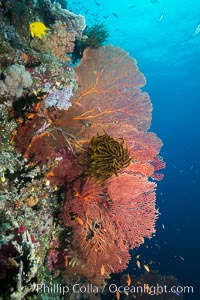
158,11,164,22
23,52,29,63
193,24,200,36
73,188,80,197
1,173,6,182
76,217,84,225
172,289,180,296
117,255,122,264
100,264,105,275
64,256,69,266
113,12,119,18
144,264,150,272
27,113,35,119
116,290,120,299
136,260,141,268
29,22,50,39
127,274,131,286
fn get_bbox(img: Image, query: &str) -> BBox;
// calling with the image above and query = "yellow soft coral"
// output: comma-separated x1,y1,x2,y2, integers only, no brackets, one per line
29,22,49,39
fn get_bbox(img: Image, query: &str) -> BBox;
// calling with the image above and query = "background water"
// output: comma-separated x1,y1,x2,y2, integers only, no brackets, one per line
68,1,200,298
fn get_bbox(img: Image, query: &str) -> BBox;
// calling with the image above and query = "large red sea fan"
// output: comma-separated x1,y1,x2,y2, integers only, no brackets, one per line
55,45,153,150
13,45,165,283
59,45,165,283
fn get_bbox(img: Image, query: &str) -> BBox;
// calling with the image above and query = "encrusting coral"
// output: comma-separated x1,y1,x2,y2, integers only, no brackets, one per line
44,86,73,110
0,64,32,98
0,2,84,298
30,21,77,61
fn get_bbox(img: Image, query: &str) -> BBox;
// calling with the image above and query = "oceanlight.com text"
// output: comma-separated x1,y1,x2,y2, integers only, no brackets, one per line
34,282,194,297
109,283,194,296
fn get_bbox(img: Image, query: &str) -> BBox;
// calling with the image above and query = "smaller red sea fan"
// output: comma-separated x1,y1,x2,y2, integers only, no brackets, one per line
62,178,131,283
62,166,158,283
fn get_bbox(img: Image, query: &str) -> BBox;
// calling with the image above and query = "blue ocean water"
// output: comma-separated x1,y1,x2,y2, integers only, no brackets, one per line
68,0,200,299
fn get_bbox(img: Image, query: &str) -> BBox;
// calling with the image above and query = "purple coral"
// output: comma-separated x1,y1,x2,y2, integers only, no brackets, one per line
44,86,73,110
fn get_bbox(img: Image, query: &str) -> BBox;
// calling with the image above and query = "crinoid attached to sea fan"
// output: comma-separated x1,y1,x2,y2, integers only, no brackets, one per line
80,133,132,183
71,23,109,63
83,23,109,48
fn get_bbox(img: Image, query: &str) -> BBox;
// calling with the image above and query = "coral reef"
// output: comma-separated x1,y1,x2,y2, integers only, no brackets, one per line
30,20,77,62
0,22,22,50
13,45,165,288
44,86,73,110
0,64,32,98
19,45,156,160
0,1,165,299
0,2,86,299
0,105,19,180
0,225,39,299
50,2,85,33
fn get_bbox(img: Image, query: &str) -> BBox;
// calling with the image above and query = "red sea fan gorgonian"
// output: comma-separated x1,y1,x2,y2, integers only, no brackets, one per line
62,171,158,284
59,46,165,283
55,46,153,147
14,45,165,284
